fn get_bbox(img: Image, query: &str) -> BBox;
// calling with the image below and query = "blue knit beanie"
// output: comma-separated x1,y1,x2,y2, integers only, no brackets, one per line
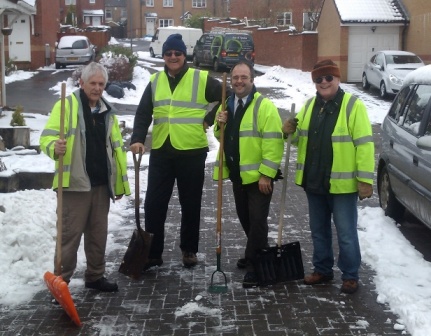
162,34,187,56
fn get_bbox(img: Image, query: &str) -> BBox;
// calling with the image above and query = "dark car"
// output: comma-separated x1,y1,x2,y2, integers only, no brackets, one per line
377,65,431,229
192,30,255,72
362,50,424,99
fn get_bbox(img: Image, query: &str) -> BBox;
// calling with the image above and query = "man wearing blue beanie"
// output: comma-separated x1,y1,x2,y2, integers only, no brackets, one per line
130,33,228,270
162,33,187,56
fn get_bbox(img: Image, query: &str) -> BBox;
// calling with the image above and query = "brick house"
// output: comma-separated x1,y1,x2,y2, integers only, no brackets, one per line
228,0,323,31
317,0,431,82
128,0,221,38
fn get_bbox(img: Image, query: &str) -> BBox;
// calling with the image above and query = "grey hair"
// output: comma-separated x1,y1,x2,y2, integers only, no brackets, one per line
80,62,108,83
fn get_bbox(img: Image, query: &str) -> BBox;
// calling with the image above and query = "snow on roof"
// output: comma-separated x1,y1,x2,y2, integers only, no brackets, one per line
334,0,407,23
22,0,36,6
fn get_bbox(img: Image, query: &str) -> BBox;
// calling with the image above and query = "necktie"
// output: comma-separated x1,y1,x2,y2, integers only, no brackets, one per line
235,99,243,115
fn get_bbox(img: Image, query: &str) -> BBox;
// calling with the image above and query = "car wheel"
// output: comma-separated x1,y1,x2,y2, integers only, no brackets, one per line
149,48,155,58
55,62,61,70
193,54,199,67
362,73,370,90
379,82,388,99
213,59,220,72
378,165,405,222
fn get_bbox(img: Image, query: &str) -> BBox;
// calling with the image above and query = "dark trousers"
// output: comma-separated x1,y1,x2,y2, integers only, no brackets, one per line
232,181,273,270
144,151,207,257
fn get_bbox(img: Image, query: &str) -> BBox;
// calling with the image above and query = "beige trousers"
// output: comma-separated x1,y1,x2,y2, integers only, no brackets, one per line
54,185,110,283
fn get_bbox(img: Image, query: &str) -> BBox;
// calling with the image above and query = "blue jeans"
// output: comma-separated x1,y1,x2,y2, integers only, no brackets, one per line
306,191,360,280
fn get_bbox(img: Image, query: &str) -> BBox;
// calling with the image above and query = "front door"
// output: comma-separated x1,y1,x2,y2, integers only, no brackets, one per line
146,18,155,36
7,15,31,62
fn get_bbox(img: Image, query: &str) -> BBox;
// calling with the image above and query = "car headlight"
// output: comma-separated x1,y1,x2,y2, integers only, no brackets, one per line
389,74,403,86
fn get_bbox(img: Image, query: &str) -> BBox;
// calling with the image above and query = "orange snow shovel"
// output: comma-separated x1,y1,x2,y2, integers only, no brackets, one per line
43,82,81,327
209,72,228,294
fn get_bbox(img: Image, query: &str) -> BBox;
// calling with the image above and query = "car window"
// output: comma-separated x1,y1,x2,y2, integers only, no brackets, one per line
388,86,412,121
375,53,384,66
401,85,431,136
71,39,88,49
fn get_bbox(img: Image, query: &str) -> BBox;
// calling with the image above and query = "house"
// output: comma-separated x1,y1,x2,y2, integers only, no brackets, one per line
60,0,105,28
228,0,323,31
317,0,431,82
128,0,220,38
0,0,37,106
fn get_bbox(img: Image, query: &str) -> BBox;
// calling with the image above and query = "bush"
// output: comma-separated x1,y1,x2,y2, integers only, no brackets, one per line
10,105,26,127
98,45,138,81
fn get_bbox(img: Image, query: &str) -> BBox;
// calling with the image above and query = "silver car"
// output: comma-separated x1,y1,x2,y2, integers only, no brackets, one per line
378,65,431,229
362,50,424,98
55,35,96,69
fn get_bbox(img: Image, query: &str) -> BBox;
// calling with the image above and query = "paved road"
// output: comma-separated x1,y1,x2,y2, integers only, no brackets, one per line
2,51,428,335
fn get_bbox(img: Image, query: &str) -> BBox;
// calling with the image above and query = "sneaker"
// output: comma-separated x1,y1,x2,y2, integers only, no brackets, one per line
303,272,334,285
142,258,164,272
182,251,198,268
85,277,118,292
242,272,259,288
341,279,359,294
236,258,247,269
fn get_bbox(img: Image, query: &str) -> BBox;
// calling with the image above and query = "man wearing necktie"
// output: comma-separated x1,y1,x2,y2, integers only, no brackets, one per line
214,61,284,288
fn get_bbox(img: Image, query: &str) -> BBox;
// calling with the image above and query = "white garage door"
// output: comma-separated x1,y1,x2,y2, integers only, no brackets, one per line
7,15,31,63
347,26,400,82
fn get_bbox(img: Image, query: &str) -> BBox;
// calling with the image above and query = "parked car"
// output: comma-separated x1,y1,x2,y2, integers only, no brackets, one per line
377,65,431,229
192,30,255,72
55,35,96,69
362,50,424,98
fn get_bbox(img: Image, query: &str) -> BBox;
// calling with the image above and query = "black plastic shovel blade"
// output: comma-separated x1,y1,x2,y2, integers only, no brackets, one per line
274,241,304,283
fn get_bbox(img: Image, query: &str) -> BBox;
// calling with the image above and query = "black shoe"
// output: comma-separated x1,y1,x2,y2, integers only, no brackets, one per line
85,277,118,292
182,251,197,268
142,258,164,272
242,272,259,288
237,258,247,269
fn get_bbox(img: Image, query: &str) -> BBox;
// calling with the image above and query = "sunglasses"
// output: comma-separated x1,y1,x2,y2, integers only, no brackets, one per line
164,51,183,57
314,75,334,84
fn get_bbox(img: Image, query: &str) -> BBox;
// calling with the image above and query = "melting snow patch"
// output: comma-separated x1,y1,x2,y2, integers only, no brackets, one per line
175,301,221,317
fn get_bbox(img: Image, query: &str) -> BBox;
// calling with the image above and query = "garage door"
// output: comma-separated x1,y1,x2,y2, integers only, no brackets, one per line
347,26,400,82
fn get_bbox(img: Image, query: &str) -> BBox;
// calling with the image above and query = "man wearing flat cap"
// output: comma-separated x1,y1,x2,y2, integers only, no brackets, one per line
130,33,227,270
282,59,374,294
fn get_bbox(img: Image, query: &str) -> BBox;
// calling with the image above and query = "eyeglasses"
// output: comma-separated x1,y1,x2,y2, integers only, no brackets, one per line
164,51,183,57
232,75,250,82
314,75,334,84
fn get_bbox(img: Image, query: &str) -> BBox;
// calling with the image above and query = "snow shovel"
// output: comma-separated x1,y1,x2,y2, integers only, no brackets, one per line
118,150,154,279
255,103,304,286
209,72,228,294
43,82,82,327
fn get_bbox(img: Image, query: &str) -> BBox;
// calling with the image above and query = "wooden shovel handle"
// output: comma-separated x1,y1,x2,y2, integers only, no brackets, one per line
277,103,295,247
55,82,66,275
133,150,143,230
216,73,227,253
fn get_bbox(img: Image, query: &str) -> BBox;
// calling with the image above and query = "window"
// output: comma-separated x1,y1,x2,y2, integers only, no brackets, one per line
402,85,431,135
105,9,112,21
146,0,154,6
159,19,174,27
65,0,76,5
303,12,317,31
89,0,95,4
121,9,127,18
277,12,292,26
388,86,412,121
163,0,173,7
192,0,206,8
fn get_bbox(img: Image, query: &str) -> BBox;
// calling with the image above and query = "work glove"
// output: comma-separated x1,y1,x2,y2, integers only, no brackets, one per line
282,118,298,135
358,182,373,200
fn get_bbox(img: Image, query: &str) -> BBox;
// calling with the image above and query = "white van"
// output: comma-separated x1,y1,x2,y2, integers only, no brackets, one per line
149,26,203,59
